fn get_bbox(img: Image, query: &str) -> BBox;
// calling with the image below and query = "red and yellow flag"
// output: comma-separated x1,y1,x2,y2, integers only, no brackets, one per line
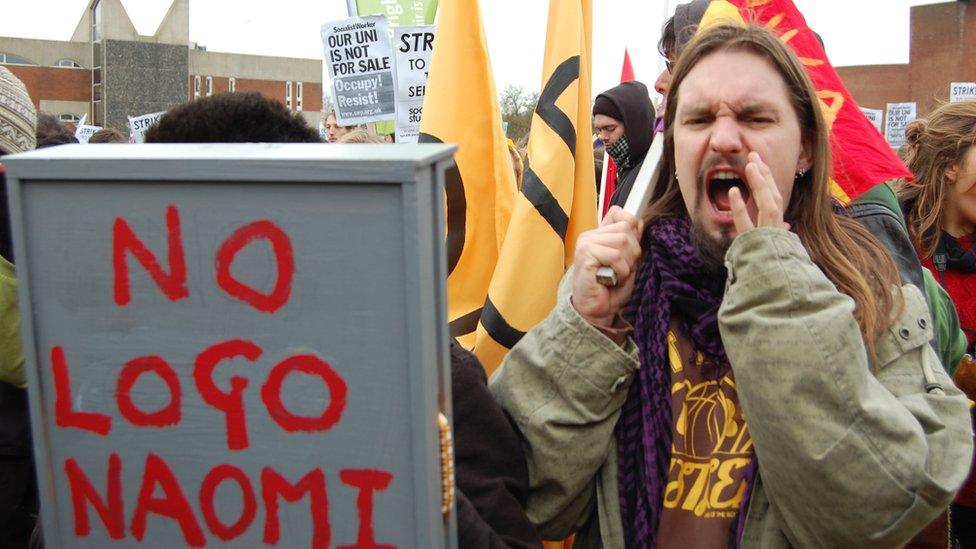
700,0,912,203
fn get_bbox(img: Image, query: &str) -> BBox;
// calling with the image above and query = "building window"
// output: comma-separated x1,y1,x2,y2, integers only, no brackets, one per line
92,0,102,42
229,77,236,93
58,113,81,123
54,59,83,68
0,53,37,66
286,81,293,110
206,76,213,97
194,75,201,99
91,0,103,125
296,82,303,112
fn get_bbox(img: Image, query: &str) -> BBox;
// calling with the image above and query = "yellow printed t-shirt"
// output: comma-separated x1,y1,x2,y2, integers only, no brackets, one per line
656,320,754,549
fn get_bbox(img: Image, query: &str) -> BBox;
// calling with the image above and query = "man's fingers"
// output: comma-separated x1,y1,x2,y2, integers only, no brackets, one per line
602,205,641,234
585,243,635,280
729,186,753,234
745,152,785,229
584,230,641,260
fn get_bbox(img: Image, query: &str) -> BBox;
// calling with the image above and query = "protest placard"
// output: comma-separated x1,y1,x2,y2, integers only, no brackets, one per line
74,114,102,144
322,16,396,126
5,144,459,548
128,111,166,144
885,102,916,149
394,26,435,143
859,107,883,133
354,0,439,27
950,82,976,103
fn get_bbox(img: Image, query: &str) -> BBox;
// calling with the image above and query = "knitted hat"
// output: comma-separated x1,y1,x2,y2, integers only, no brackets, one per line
593,94,623,121
0,66,36,154
672,0,712,55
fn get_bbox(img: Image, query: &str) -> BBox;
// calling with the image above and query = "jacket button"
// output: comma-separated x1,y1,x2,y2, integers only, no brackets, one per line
899,328,911,340
917,318,927,329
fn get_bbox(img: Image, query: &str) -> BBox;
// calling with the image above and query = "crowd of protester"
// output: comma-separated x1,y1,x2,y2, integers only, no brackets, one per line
0,4,975,548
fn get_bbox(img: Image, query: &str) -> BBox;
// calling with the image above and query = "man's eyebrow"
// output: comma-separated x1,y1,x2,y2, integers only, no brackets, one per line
677,104,714,118
736,102,780,117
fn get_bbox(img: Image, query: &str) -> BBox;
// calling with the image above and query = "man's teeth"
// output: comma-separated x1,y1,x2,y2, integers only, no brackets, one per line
712,172,738,180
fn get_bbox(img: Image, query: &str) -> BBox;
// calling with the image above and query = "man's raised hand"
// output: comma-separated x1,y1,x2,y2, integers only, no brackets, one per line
571,206,643,328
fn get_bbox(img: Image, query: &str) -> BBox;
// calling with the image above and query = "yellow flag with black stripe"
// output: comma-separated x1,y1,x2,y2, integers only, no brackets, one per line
418,0,517,350
473,0,597,373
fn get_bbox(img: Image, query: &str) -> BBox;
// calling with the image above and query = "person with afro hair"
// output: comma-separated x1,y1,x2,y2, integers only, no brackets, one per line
145,92,322,143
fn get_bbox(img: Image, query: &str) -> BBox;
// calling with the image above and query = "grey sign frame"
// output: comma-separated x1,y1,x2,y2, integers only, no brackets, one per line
4,143,458,548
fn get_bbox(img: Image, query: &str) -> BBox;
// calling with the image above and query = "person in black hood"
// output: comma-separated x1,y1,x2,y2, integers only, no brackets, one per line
592,80,654,208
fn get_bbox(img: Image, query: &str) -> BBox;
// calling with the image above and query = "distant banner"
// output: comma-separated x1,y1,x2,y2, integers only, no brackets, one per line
394,26,435,143
127,111,165,144
355,0,438,26
950,82,976,103
859,107,883,133
885,102,916,149
322,16,396,125
74,117,102,144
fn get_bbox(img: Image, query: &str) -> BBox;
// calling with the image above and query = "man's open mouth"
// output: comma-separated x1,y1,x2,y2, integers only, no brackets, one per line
706,169,751,213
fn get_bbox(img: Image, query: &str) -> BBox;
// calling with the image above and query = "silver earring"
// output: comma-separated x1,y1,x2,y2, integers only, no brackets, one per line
795,168,807,180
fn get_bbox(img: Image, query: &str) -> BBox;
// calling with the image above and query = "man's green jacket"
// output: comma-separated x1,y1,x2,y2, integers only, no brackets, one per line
490,228,973,548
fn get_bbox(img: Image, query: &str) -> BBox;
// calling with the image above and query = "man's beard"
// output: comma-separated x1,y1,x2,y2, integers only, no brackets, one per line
691,218,733,273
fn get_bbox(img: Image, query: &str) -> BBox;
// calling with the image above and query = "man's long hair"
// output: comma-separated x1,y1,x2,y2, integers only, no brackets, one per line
898,100,976,259
644,24,902,359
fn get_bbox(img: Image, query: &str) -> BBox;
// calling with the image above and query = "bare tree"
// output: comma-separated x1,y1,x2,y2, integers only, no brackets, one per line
499,85,539,143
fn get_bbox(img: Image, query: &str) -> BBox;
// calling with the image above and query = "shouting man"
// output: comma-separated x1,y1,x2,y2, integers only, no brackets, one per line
491,24,973,548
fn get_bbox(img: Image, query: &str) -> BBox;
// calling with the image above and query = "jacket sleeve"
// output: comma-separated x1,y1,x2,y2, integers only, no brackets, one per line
0,257,24,388
451,342,541,549
921,267,969,374
489,272,639,539
718,228,974,548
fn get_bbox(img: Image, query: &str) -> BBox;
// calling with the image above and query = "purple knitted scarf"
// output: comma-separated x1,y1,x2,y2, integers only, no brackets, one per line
615,215,731,547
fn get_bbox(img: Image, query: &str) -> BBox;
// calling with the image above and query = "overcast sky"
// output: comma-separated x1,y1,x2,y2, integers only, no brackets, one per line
0,0,948,100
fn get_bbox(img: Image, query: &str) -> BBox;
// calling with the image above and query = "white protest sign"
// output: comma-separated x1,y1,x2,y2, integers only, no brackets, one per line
322,16,396,126
860,107,883,133
885,102,916,149
394,26,435,144
127,111,166,144
950,82,976,103
75,123,102,144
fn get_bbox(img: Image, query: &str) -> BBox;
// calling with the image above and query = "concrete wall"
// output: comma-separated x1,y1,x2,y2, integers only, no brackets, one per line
104,40,187,131
189,49,321,83
0,37,90,68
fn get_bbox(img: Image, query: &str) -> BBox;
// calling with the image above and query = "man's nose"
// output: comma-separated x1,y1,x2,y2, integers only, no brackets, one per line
654,68,670,96
709,117,743,155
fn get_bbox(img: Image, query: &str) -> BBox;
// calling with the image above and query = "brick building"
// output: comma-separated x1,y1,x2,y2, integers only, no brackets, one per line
837,0,976,119
0,0,322,131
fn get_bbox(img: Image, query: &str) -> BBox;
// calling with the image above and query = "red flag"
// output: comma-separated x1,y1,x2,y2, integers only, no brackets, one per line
600,48,636,217
701,0,912,203
621,48,635,82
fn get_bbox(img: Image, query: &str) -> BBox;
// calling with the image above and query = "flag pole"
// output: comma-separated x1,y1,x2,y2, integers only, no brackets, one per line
346,0,358,16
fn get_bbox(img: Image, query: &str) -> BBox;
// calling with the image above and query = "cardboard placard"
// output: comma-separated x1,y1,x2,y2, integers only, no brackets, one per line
885,102,917,149
859,107,883,133
128,112,166,144
950,82,976,103
4,144,458,548
394,26,435,144
322,16,397,125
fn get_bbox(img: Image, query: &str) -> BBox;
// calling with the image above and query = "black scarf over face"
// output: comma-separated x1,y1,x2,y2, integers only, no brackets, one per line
606,135,631,171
